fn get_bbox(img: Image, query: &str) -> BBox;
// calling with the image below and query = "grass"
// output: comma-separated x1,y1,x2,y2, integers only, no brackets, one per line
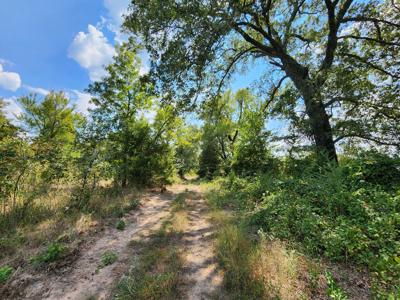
213,221,328,299
30,242,68,265
0,266,13,283
116,219,126,230
172,193,186,211
205,179,329,300
0,183,142,268
99,250,118,268
114,193,187,300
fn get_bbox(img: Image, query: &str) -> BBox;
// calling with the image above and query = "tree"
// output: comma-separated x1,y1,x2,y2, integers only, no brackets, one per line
87,41,153,187
198,123,222,179
87,41,177,186
18,92,77,181
124,0,399,163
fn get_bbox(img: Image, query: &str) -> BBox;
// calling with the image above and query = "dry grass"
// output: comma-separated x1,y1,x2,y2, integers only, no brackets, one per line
0,184,142,267
214,222,326,299
171,211,188,233
250,239,312,299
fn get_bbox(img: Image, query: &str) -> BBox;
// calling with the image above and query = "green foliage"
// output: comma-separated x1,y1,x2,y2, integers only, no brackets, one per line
126,199,140,211
326,272,348,300
231,110,273,176
198,126,222,179
31,242,67,264
172,194,186,211
18,92,78,181
87,42,177,187
0,265,13,283
99,250,118,268
116,219,126,230
212,153,400,297
174,125,200,178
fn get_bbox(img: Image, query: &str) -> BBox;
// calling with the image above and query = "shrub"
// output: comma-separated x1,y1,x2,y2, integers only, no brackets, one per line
213,156,400,297
326,271,348,300
127,199,140,211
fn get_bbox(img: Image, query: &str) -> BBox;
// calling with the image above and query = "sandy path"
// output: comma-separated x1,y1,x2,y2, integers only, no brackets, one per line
21,191,174,300
180,184,223,300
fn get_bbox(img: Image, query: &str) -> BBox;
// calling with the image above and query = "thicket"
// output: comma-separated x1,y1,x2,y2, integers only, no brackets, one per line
208,151,400,297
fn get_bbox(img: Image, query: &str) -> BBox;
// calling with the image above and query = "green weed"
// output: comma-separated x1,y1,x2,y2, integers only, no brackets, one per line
116,219,126,230
99,250,118,268
326,271,348,300
31,242,67,265
0,266,13,283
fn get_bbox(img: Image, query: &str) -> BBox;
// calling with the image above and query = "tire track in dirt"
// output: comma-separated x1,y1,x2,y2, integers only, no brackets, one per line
19,190,174,300
179,184,223,300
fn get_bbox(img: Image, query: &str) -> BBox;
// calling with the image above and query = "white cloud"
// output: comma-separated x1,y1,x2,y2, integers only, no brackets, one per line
103,0,130,44
68,25,115,81
103,0,130,27
0,64,21,91
71,90,94,115
3,97,22,122
24,85,50,96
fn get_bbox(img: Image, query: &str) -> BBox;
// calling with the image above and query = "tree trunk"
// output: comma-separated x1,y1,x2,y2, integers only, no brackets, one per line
303,93,338,163
282,57,338,163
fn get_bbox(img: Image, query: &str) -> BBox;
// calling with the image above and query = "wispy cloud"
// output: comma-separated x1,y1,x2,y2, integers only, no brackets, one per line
24,85,50,96
102,0,130,44
71,90,94,115
3,96,22,122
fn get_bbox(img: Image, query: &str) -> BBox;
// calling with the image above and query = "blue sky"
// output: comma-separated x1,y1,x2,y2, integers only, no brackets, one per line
0,0,131,118
0,0,286,136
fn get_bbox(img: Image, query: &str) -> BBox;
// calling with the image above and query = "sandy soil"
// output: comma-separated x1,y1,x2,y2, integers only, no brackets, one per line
4,183,223,300
11,191,173,300
179,184,223,300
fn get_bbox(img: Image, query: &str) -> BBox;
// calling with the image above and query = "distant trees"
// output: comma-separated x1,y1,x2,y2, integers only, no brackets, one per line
0,92,79,218
198,89,273,178
175,125,201,179
124,0,399,163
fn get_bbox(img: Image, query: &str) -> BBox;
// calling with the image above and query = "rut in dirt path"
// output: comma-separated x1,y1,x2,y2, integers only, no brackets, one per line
179,184,223,300
20,190,174,300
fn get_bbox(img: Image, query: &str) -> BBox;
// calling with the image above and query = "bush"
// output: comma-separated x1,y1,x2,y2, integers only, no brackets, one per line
126,199,140,211
213,155,400,297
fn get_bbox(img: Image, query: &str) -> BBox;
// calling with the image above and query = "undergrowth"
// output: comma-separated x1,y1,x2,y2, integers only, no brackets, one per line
206,152,400,298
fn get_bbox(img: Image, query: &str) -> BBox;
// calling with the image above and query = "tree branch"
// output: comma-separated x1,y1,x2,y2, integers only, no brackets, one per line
341,52,400,79
338,35,400,47
262,75,289,113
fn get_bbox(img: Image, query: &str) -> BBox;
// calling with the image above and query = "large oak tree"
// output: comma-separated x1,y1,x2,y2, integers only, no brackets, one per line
124,0,399,162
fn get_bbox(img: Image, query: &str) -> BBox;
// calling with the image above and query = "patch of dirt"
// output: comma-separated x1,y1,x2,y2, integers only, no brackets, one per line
4,190,174,300
178,184,223,300
3,184,225,300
